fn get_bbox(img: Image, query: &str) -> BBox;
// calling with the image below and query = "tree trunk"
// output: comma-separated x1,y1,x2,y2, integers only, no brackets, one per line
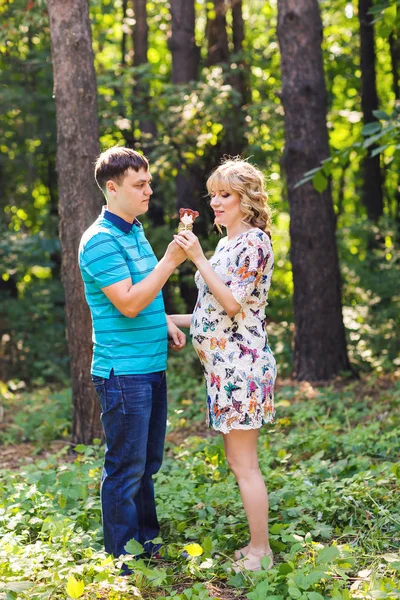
358,0,384,221
132,0,156,139
168,0,200,84
231,0,249,102
277,0,351,381
168,0,206,311
225,0,249,155
168,0,203,216
206,0,229,66
133,0,148,66
47,0,103,443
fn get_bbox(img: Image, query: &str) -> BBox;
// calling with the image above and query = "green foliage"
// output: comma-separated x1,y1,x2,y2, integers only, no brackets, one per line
1,0,399,386
0,230,68,384
0,375,399,599
296,104,400,206
338,216,400,373
0,387,71,447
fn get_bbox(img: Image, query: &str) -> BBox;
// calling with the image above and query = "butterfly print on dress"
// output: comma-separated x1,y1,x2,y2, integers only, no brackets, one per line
190,229,276,433
238,344,259,363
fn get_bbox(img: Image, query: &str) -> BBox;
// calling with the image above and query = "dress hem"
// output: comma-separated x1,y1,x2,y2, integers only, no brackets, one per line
209,413,275,434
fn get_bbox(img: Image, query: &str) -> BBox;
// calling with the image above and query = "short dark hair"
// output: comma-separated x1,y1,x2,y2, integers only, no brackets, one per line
94,146,149,192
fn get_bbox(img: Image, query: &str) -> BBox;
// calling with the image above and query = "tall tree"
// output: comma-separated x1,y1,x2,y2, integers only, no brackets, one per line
231,0,249,103
132,0,156,139
168,0,204,311
277,0,351,381
206,0,230,66
227,0,249,155
169,0,200,83
206,1,249,156
47,0,102,443
168,0,202,216
358,0,384,221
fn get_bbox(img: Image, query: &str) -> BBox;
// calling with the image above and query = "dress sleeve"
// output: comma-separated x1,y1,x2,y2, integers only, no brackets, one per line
228,232,273,305
79,234,131,289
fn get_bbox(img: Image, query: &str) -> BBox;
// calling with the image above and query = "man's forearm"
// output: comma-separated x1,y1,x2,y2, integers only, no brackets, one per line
124,256,177,317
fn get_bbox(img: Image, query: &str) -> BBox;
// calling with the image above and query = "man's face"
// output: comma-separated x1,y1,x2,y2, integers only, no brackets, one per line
107,168,153,220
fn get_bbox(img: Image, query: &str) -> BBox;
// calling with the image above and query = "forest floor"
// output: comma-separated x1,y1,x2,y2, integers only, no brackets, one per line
0,373,399,600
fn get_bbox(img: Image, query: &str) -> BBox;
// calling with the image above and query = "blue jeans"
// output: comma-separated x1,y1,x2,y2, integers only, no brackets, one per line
92,370,167,558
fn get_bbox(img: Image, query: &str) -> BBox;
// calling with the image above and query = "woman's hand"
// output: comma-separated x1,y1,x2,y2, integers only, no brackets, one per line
173,231,206,266
168,314,192,329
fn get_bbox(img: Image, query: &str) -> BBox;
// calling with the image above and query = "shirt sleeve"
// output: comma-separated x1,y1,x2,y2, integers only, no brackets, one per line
79,234,131,289
228,232,273,305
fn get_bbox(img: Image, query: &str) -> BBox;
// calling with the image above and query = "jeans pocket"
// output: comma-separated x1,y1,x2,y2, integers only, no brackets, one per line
118,375,152,415
91,377,121,414
92,378,106,411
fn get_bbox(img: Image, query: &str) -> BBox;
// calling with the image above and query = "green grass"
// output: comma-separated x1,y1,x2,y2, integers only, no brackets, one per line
0,371,399,599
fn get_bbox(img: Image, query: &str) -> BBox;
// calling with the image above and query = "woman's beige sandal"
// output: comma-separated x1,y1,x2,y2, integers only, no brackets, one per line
234,544,250,561
230,550,274,573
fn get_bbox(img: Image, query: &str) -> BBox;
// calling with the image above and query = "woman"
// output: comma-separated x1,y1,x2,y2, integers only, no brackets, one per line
170,158,276,572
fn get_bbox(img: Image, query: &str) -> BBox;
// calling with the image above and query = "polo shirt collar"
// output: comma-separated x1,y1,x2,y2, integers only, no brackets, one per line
102,207,141,233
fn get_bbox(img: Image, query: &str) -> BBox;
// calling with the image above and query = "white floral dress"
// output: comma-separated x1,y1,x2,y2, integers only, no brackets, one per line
191,228,276,433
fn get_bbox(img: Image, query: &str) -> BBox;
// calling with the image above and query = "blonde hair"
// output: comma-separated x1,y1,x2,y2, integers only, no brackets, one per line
206,157,272,237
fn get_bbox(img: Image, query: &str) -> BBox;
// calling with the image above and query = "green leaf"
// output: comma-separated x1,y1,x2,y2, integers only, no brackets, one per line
124,538,144,556
361,122,382,136
261,553,274,570
370,144,390,157
293,176,312,189
321,160,333,176
270,523,286,534
363,130,386,149
279,562,295,575
316,545,340,564
227,572,246,588
312,170,328,193
148,568,168,587
288,586,302,599
304,166,324,177
202,535,213,554
308,593,325,600
65,576,85,599
3,583,34,592
74,444,87,453
58,494,67,509
246,580,270,599
372,110,390,121
383,3,397,28
391,463,400,479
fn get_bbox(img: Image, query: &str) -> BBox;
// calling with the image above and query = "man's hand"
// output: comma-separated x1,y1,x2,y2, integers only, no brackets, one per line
166,316,186,351
164,240,187,268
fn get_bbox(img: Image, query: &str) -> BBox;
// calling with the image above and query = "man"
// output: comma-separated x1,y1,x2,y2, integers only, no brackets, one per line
78,147,186,564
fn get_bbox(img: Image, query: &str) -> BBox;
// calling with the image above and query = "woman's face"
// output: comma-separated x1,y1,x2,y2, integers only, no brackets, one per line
209,187,245,230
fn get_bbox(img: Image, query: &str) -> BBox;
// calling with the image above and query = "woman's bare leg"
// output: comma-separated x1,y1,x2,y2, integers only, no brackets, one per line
223,429,272,570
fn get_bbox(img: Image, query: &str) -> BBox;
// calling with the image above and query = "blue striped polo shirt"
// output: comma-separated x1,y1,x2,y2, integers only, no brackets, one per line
78,208,168,377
